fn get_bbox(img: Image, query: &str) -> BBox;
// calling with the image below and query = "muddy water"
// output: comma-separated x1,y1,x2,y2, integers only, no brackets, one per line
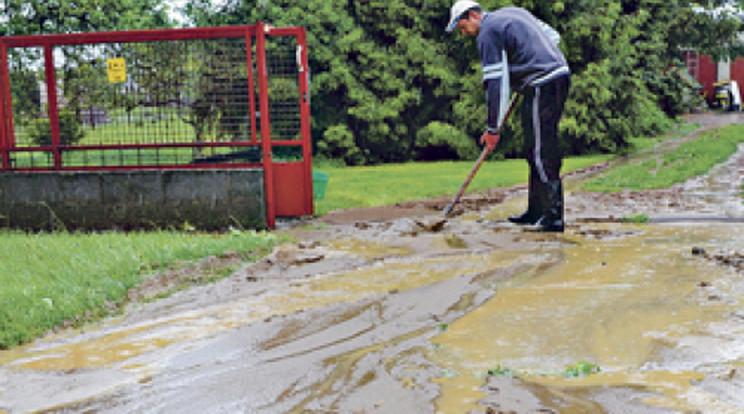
2,220,742,413
0,227,546,412
431,223,744,413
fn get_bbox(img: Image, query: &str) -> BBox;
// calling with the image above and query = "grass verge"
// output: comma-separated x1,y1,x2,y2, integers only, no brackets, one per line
0,229,281,349
583,123,744,192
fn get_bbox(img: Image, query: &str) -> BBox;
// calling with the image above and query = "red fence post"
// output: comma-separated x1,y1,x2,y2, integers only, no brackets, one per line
297,28,314,215
256,22,276,228
44,45,62,169
0,41,8,169
0,41,16,170
245,32,258,144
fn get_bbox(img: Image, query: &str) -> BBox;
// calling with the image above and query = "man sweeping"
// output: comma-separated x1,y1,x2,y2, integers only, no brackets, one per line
446,1,571,232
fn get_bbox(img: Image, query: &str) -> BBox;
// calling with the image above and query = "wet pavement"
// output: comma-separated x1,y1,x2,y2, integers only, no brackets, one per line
1,114,743,413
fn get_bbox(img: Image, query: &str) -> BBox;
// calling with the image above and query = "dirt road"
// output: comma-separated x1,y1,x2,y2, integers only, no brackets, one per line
1,113,744,413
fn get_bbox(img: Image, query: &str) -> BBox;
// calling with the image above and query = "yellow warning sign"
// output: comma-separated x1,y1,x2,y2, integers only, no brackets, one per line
107,58,127,83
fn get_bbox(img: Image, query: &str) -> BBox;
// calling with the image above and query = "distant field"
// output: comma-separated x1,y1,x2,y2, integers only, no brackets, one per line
8,107,305,168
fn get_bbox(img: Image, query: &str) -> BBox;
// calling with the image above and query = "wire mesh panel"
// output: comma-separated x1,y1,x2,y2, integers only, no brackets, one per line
0,25,313,225
2,31,263,169
265,36,302,142
257,34,306,162
5,47,47,167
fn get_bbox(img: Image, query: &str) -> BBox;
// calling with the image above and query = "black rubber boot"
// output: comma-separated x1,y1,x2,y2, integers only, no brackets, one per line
508,175,542,225
535,179,564,232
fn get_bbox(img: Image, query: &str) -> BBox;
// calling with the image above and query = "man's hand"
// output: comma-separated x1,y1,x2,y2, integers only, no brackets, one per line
479,131,500,153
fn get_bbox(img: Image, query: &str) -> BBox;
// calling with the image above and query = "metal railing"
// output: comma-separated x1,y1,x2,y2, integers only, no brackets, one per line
0,24,313,227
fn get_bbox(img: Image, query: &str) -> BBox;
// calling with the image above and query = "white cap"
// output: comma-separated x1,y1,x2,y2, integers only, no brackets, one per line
445,0,481,32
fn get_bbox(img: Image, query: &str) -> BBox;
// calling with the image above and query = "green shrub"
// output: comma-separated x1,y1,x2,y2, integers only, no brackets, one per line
414,121,479,160
317,124,364,165
190,0,741,165
644,68,704,118
29,110,85,147
561,59,674,155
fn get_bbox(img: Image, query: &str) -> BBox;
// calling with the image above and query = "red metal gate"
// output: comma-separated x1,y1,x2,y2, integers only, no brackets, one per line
0,23,313,227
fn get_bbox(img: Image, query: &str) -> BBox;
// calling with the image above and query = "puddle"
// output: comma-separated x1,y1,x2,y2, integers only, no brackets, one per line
2,307,252,372
307,251,520,296
430,222,744,413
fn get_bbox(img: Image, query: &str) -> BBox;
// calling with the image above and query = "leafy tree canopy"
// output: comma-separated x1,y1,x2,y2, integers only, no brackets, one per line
5,1,742,163
0,0,173,36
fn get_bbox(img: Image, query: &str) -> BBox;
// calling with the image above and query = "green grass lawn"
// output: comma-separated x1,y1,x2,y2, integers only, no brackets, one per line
0,230,281,349
312,121,744,215
313,154,612,215
583,123,744,192
10,107,303,168
11,108,245,168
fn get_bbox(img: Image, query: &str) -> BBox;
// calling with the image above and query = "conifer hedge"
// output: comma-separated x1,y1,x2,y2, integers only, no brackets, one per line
185,0,741,164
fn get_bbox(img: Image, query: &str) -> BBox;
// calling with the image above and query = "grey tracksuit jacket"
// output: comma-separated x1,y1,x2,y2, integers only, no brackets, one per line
477,7,570,133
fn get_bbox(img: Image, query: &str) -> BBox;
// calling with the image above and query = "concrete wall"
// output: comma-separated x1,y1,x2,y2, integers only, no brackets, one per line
0,169,266,231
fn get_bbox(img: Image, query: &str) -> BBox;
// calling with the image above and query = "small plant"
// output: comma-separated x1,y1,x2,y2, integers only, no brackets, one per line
564,360,600,378
444,234,467,249
621,214,650,223
437,323,449,332
487,365,516,378
440,368,456,378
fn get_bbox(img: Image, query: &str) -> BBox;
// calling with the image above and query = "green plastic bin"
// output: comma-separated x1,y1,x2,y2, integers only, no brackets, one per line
312,170,329,201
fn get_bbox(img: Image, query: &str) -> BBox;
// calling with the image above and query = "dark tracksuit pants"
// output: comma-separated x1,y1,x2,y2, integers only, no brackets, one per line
520,73,570,222
521,73,571,184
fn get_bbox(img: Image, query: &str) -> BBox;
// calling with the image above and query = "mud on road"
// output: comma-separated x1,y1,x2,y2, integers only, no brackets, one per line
1,113,744,414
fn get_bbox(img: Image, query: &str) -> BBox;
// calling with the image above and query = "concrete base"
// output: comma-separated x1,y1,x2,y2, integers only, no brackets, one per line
0,169,266,231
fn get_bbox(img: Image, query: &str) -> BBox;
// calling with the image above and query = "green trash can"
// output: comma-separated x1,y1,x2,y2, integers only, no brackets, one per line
312,171,329,201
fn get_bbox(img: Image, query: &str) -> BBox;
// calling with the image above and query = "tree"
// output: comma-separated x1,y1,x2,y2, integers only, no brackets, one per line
0,0,172,36
184,0,481,164
8,70,41,124
556,0,741,153
181,0,744,163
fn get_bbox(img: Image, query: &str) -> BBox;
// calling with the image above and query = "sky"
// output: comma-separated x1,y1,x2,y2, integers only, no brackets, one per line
163,0,190,26
692,2,744,20
163,0,228,26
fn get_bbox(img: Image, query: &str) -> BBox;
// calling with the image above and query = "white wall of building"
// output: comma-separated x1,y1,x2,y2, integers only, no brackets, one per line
718,58,731,82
